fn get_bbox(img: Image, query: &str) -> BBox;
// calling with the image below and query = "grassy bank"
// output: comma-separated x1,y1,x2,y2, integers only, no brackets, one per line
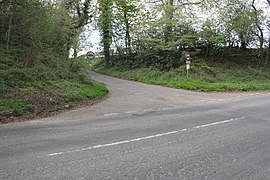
0,45,108,123
94,60,270,92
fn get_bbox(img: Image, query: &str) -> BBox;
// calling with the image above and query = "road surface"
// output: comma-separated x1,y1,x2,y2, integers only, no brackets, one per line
1,72,270,179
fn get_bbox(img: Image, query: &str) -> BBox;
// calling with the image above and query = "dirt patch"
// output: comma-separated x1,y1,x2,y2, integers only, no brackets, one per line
0,93,109,124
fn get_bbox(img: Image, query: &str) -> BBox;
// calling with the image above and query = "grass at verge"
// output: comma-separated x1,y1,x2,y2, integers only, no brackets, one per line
94,66,270,92
0,79,108,119
54,80,108,102
0,43,108,122
0,100,32,115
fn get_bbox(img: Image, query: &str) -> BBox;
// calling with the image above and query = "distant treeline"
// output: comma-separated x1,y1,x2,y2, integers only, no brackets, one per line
96,0,270,70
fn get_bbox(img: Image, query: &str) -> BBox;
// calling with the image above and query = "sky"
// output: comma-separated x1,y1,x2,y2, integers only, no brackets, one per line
78,26,101,56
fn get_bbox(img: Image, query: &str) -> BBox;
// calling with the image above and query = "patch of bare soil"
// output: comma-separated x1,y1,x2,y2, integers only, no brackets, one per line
0,93,109,124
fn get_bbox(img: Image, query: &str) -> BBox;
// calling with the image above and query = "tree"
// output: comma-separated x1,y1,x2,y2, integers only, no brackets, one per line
93,0,270,69
0,0,82,66
265,0,270,65
60,0,94,57
200,19,225,56
219,0,263,51
98,0,113,66
114,0,137,57
163,0,174,43
251,0,264,49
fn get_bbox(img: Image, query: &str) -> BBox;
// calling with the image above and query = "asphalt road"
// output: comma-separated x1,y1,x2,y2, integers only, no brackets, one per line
1,72,270,179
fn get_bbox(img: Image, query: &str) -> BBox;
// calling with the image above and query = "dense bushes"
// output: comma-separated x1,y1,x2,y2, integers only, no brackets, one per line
0,1,109,121
0,0,88,95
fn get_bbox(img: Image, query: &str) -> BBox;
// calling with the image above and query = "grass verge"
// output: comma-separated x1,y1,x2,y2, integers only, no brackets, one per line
0,46,108,123
93,63,270,92
0,79,108,123
0,100,33,115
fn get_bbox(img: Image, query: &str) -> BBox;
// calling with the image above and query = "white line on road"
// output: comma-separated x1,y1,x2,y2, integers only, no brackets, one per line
143,109,153,112
103,113,120,117
125,111,137,114
47,117,245,157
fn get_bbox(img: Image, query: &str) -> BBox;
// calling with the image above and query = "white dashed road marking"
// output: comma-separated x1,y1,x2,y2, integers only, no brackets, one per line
103,113,120,117
46,117,245,157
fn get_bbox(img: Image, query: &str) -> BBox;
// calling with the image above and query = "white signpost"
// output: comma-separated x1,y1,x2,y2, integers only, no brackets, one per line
185,54,191,78
86,51,95,59
86,51,95,75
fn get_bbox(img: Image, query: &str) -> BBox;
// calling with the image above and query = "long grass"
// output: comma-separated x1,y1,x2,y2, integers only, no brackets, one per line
94,64,270,92
0,44,108,117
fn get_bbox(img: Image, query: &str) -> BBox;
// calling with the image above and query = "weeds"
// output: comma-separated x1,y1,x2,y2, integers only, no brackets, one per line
59,81,108,102
94,64,270,92
0,44,108,118
0,100,33,115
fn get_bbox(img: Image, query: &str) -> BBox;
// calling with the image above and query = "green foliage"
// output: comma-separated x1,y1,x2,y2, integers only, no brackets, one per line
0,77,8,94
0,76,108,117
0,1,108,120
0,100,33,115
94,60,270,92
95,0,269,69
0,68,31,87
219,0,257,50
0,0,79,65
58,81,108,102
98,0,114,66
69,56,90,73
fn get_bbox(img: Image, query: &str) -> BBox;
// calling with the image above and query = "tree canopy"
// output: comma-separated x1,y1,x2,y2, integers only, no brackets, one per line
1,0,270,70
94,0,270,69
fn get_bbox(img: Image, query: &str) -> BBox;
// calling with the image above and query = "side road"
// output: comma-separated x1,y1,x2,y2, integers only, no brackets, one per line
37,72,269,123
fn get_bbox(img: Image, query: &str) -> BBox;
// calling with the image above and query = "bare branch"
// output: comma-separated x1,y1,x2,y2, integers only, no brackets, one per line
177,0,203,6
144,0,162,3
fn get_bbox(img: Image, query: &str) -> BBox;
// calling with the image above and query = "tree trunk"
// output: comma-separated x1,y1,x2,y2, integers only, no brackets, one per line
265,37,270,67
123,1,131,63
239,33,247,51
6,0,13,54
124,12,131,54
240,41,247,50
100,0,112,67
252,0,264,49
258,29,264,49
73,48,77,58
164,0,174,43
103,31,111,67
265,0,270,66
